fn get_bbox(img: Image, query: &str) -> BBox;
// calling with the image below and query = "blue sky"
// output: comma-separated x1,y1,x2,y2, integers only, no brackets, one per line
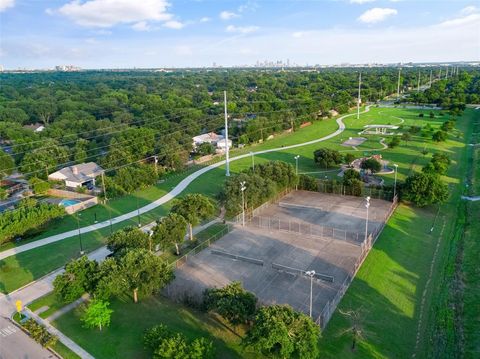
1,0,479,69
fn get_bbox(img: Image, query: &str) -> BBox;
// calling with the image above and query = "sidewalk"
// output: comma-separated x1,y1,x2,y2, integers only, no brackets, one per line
26,309,95,359
0,107,365,261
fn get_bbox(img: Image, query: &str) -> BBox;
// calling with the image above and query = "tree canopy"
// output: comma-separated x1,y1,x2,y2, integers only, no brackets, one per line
243,305,320,359
171,194,214,241
403,172,449,207
313,148,343,169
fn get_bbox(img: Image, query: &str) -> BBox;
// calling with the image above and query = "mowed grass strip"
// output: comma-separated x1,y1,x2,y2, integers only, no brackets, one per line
319,204,437,359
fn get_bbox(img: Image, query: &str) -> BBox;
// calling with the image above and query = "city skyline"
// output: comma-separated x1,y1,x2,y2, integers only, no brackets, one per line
1,0,479,69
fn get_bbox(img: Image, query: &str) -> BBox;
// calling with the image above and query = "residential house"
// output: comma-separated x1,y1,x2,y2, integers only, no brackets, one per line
48,162,104,189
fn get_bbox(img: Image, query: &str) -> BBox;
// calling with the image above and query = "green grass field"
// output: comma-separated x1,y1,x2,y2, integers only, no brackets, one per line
318,108,477,358
53,296,258,359
0,106,462,294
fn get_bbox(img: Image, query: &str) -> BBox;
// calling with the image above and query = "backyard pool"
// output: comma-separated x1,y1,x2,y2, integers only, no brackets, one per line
59,199,81,207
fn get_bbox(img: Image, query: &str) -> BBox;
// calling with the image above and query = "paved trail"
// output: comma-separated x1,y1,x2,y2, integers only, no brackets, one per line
0,107,369,261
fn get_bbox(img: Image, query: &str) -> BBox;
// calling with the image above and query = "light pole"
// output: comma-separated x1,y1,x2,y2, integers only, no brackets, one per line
76,213,84,255
250,152,255,171
294,155,300,190
240,181,246,226
224,90,230,177
393,164,398,201
305,270,316,318
364,196,370,242
136,196,141,227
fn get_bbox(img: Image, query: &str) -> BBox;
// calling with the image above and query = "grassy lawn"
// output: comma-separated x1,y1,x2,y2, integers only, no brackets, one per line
26,291,65,319
318,108,476,358
0,106,460,293
53,296,257,359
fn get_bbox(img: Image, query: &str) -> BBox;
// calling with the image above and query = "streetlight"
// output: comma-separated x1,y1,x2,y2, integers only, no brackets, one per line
240,181,247,226
393,164,398,201
76,213,84,255
250,152,255,171
294,155,300,175
136,196,141,227
305,270,316,318
364,196,371,242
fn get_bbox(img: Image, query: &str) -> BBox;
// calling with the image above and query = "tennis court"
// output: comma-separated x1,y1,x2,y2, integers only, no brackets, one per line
165,191,394,324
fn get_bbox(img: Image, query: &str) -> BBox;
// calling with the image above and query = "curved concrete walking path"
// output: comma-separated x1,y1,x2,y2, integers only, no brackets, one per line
0,107,370,261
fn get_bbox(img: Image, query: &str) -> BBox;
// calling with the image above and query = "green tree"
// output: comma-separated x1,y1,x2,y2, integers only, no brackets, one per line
313,148,343,169
172,194,215,241
144,324,215,359
110,249,174,303
403,172,449,207
53,256,99,303
344,153,356,164
106,226,149,255
401,132,411,145
152,213,187,255
244,305,320,359
81,299,113,331
432,130,448,142
197,142,215,156
203,282,257,327
343,169,363,196
360,158,382,174
29,177,51,195
0,149,14,179
388,136,401,148
298,174,318,191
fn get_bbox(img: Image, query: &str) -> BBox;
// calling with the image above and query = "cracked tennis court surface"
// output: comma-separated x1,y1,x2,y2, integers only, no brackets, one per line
166,191,392,321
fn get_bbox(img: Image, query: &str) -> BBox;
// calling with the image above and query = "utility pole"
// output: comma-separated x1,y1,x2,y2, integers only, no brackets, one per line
101,172,107,202
250,152,255,171
417,71,420,92
224,90,230,177
357,72,361,120
136,196,141,227
396,68,402,100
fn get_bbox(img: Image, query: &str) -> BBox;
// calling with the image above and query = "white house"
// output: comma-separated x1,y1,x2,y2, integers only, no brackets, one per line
48,162,104,189
23,123,45,132
192,132,232,150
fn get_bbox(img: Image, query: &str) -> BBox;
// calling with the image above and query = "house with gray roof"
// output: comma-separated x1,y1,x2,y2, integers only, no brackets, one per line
48,162,104,189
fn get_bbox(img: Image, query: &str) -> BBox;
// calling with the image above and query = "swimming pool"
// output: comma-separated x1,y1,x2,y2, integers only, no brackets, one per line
59,199,81,207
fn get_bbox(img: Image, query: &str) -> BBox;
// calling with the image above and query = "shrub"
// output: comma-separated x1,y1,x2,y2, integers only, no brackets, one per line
313,148,343,168
23,319,57,348
432,130,448,142
298,174,318,191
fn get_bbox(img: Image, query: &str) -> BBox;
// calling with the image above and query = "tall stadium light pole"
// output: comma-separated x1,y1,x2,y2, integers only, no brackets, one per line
240,181,246,226
224,90,230,177
357,72,362,120
364,196,371,242
250,152,255,171
393,164,398,201
76,214,84,255
101,172,107,202
396,68,402,100
305,270,316,318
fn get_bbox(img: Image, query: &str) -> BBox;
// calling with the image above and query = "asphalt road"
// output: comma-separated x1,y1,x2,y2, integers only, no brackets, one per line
0,316,54,359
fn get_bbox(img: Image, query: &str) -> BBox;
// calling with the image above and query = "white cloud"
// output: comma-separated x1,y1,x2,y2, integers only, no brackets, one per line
163,20,184,29
358,8,397,23
350,0,376,4
220,11,240,20
57,0,172,28
461,6,478,15
226,25,259,34
438,13,480,27
200,17,211,23
0,0,14,12
132,21,150,31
